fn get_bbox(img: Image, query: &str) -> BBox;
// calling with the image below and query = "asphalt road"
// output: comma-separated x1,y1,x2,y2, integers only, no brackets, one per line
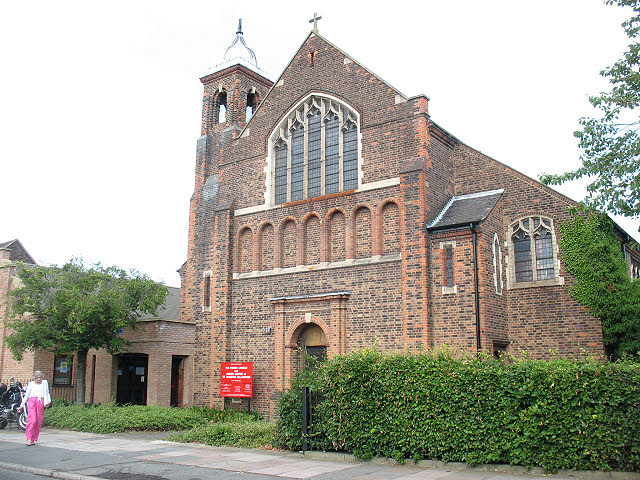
0,471,51,480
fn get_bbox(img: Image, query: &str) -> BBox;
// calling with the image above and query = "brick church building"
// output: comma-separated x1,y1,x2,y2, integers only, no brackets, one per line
179,21,637,417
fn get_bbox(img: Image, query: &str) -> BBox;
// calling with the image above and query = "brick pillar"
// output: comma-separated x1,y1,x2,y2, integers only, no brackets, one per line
208,201,235,409
399,158,430,351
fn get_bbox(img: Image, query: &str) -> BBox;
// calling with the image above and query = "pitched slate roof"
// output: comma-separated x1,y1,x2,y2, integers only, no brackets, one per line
138,286,180,321
427,189,503,231
0,239,36,264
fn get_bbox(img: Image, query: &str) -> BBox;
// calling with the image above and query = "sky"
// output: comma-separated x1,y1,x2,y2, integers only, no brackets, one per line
1,0,637,287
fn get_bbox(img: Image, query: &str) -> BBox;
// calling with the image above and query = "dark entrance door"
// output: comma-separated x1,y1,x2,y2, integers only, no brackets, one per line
170,356,185,407
116,354,148,405
297,324,327,366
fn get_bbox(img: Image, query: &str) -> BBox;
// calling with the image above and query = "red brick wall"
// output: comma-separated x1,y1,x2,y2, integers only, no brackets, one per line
259,223,274,270
328,210,346,262
354,206,372,259
304,215,321,265
450,143,605,358
182,33,608,419
381,201,401,255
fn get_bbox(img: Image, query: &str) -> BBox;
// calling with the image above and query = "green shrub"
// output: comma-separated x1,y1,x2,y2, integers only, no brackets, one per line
169,420,275,448
188,405,262,423
276,349,640,472
44,403,207,433
274,360,330,451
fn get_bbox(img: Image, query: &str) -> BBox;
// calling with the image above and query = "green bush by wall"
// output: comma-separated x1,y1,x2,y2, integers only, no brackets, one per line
275,349,640,472
44,403,257,434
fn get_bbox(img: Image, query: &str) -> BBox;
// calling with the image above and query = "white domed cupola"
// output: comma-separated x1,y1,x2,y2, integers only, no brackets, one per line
220,19,258,71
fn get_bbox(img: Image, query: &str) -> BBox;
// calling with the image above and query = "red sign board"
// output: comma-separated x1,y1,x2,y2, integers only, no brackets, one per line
220,362,253,398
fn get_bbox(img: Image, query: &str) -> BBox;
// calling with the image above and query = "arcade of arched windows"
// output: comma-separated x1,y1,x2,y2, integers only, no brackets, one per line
203,86,263,131
235,200,401,274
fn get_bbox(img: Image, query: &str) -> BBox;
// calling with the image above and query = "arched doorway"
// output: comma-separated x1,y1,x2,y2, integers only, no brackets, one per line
297,323,327,365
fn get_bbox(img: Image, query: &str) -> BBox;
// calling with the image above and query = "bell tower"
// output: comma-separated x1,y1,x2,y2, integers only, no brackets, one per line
195,19,273,185
181,20,273,408
201,20,271,132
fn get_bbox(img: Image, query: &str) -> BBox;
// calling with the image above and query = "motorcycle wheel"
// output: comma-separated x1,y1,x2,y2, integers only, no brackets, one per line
0,416,7,430
18,412,27,430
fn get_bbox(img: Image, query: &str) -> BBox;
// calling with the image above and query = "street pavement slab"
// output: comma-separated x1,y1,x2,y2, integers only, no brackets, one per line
0,428,636,480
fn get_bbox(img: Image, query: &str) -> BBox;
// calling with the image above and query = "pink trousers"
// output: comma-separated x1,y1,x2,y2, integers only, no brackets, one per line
25,397,44,442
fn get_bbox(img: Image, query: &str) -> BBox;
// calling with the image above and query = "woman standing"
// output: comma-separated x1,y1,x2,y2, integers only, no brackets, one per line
18,371,51,446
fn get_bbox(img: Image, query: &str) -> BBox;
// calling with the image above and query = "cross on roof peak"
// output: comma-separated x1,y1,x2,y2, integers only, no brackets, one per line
309,12,322,33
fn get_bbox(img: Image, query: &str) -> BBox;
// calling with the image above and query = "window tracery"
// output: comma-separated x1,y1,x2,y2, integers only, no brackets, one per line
509,216,558,285
271,96,359,205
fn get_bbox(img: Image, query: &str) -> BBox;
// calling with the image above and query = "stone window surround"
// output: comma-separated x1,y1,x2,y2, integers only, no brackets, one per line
202,270,212,312
264,92,363,207
505,216,564,290
439,240,457,295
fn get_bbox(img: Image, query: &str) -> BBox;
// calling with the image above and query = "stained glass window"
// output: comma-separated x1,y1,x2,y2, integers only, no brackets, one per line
271,96,359,204
510,217,557,284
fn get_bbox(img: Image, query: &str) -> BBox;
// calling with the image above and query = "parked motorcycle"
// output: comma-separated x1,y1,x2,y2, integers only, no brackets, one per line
0,381,27,430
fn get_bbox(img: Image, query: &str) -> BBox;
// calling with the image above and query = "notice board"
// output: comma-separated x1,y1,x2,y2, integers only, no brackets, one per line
220,362,253,398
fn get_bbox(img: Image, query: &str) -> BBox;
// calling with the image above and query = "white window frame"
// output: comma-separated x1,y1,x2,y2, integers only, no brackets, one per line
506,216,564,290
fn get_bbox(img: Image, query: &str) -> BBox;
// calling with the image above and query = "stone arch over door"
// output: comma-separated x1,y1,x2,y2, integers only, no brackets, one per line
269,291,350,416
289,320,329,373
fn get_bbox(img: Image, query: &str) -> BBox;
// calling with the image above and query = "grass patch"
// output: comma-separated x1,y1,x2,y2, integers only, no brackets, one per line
169,420,275,449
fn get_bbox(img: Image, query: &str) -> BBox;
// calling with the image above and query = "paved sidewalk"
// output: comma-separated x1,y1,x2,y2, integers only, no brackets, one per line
0,428,636,480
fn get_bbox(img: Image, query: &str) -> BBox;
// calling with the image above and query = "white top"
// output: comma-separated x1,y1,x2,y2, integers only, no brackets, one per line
20,379,51,409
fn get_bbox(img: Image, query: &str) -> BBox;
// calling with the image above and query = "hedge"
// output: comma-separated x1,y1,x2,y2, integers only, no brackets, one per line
43,403,258,434
169,420,275,448
275,349,640,472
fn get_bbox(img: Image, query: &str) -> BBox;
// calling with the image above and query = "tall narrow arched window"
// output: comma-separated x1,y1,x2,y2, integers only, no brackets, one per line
493,234,503,294
270,95,360,205
218,91,227,123
246,90,256,122
508,216,560,287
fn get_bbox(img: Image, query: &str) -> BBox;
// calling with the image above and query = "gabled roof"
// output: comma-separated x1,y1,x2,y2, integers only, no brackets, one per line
0,239,36,264
427,190,504,231
248,30,413,131
138,286,180,321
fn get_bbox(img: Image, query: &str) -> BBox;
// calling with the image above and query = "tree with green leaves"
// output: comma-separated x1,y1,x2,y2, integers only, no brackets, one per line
541,0,640,218
6,259,168,403
559,209,640,358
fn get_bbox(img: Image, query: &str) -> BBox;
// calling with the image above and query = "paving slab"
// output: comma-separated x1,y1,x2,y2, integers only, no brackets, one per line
0,427,638,480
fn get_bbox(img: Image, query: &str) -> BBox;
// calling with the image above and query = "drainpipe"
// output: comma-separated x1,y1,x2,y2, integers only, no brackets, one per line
471,223,481,353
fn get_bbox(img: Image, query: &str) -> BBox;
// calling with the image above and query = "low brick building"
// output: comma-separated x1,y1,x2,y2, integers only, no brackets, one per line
179,23,640,419
0,240,194,406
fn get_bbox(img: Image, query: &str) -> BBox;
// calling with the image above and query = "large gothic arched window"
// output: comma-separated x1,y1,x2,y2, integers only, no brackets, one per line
271,95,359,205
508,216,559,286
